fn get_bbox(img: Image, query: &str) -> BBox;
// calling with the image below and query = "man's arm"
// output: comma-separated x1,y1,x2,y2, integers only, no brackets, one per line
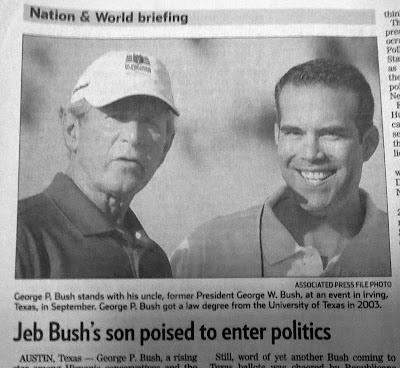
170,236,207,278
15,223,49,279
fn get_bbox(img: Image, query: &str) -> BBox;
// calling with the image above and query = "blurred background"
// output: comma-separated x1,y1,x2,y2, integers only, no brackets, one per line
19,36,386,255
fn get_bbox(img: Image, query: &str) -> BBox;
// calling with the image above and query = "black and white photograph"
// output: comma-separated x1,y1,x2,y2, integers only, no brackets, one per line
17,35,391,278
2,2,400,367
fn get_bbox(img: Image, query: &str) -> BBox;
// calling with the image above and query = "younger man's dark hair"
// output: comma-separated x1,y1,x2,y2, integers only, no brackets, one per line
274,58,374,138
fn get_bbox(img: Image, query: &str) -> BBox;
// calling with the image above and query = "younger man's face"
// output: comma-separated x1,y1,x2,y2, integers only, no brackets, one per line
275,83,369,216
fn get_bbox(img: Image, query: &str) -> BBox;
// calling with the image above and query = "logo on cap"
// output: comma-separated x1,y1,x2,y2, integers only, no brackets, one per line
125,53,152,73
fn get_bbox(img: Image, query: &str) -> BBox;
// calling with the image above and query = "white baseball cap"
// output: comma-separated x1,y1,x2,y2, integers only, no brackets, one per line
71,50,179,116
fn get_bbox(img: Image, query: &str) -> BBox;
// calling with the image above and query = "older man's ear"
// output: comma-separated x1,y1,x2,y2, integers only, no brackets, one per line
61,111,81,154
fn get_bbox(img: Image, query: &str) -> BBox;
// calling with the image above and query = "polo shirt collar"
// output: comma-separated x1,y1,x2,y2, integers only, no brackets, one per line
345,189,380,244
260,186,379,266
45,173,143,236
260,186,300,265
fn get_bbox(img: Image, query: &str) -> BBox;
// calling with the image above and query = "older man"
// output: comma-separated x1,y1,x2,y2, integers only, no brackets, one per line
16,51,178,278
171,58,390,278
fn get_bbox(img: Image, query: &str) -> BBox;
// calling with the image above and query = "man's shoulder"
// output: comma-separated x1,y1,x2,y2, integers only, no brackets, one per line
337,191,391,277
362,190,389,234
190,204,263,244
18,189,63,229
170,204,265,278
363,194,390,255
372,206,389,226
18,192,50,218
194,205,262,234
16,191,56,279
17,182,69,239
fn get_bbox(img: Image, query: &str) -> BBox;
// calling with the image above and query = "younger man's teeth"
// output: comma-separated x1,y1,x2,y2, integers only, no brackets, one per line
301,171,333,181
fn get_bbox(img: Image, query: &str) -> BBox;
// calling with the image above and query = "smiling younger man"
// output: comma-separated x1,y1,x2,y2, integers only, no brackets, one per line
171,59,390,277
16,51,179,279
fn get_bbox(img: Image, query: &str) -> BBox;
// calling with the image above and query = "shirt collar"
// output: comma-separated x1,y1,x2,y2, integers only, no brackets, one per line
260,186,381,266
44,173,143,236
348,189,382,243
260,186,300,265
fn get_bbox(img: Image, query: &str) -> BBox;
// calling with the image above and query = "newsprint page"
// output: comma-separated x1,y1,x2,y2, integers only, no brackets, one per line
1,0,400,367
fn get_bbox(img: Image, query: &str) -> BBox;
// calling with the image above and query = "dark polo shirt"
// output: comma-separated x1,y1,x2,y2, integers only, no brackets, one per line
16,173,172,279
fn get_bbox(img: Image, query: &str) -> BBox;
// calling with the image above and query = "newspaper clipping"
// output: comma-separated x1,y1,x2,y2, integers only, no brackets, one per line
0,1,399,368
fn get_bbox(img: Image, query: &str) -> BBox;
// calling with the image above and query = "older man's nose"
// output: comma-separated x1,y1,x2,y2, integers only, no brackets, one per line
121,120,143,144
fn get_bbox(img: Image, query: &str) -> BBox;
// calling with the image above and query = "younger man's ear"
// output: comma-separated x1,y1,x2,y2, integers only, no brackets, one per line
61,111,80,154
362,125,379,162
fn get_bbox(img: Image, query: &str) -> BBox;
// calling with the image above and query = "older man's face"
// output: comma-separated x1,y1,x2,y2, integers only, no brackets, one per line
74,96,173,198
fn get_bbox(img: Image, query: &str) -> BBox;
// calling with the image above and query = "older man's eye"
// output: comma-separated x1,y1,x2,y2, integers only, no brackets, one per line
142,118,160,127
140,117,151,124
